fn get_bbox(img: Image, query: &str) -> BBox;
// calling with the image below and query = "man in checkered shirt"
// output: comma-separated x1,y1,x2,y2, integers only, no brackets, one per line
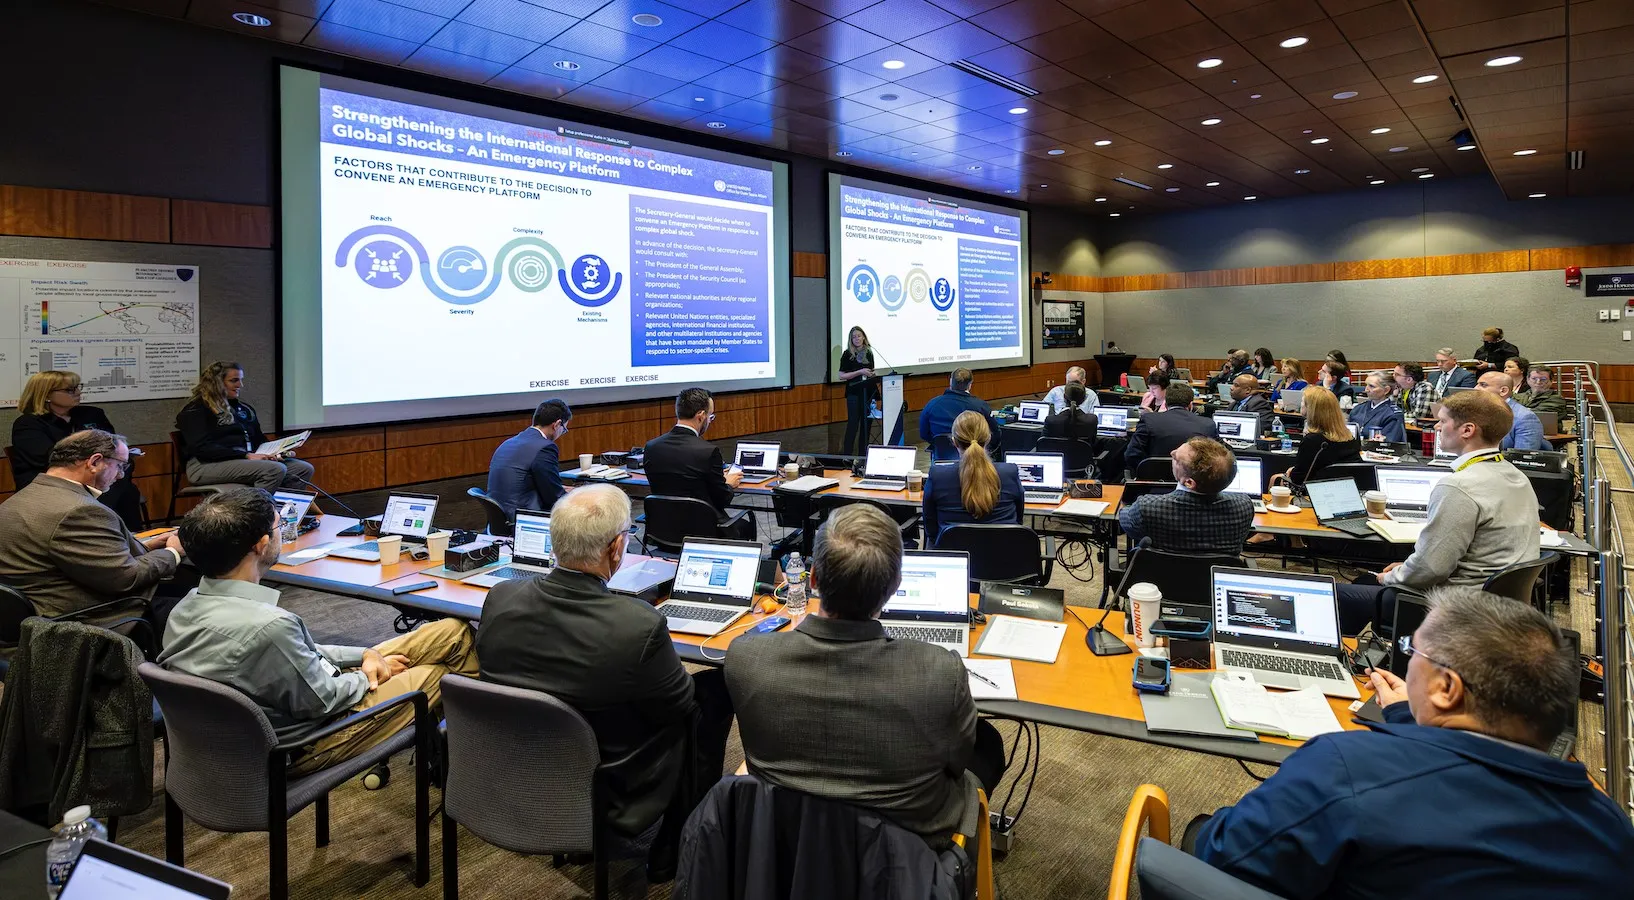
1117,437,1254,556
1394,362,1437,421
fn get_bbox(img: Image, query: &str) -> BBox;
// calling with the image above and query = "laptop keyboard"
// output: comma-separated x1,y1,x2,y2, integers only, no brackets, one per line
884,625,964,646
1390,510,1428,522
481,565,544,581
855,480,906,491
1024,492,1064,505
1221,649,1348,682
661,603,741,623
1325,518,1378,536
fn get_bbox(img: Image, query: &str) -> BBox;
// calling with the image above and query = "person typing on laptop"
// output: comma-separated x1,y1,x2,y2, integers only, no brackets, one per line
644,387,753,540
922,411,1024,544
477,485,734,883
1118,437,1254,555
725,504,1006,847
1189,586,1633,900
485,398,570,521
1336,391,1539,635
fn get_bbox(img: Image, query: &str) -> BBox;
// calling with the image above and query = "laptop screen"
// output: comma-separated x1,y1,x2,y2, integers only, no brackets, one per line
735,442,780,472
1212,411,1259,440
1223,456,1263,495
271,489,315,523
1173,368,1191,382
675,540,759,601
864,445,916,478
380,494,437,538
1008,452,1065,489
1017,401,1051,423
1280,388,1304,410
1347,422,1360,438
1376,467,1448,507
1098,407,1129,433
1127,375,1146,392
1217,384,1233,401
61,841,228,900
1212,568,1341,649
512,510,552,562
886,552,971,616
1306,478,1365,519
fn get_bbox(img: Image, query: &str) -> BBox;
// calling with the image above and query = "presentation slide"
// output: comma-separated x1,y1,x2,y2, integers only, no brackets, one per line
279,67,790,429
828,174,1029,379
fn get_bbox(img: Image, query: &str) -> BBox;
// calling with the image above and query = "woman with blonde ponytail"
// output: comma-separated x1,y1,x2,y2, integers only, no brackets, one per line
920,411,1024,544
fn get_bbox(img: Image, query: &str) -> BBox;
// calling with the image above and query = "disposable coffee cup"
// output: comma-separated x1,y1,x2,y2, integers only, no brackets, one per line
906,470,924,492
376,535,401,563
782,462,799,479
579,453,594,471
1269,485,1294,508
1364,491,1389,518
1128,582,1162,649
425,531,451,563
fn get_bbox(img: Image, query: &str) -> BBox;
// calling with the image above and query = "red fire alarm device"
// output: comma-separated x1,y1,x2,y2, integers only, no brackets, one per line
1565,265,1582,287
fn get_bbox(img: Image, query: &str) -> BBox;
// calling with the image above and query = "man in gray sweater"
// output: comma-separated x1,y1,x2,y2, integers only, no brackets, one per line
1338,391,1539,634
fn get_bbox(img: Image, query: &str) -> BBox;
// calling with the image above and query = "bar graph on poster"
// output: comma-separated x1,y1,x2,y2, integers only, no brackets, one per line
0,258,200,408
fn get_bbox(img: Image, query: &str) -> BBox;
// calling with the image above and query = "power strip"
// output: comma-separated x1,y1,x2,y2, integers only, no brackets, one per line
989,812,1017,855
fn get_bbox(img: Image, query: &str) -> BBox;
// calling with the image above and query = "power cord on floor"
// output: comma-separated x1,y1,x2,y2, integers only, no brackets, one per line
1054,537,1098,583
1237,760,1269,783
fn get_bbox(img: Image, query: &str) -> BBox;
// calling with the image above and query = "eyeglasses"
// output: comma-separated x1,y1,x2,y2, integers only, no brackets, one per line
1396,634,1474,692
104,456,132,475
53,385,83,395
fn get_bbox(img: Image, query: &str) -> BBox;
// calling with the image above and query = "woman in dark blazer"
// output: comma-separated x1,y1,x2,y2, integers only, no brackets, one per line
837,326,877,458
1285,386,1362,486
921,411,1024,545
9,369,144,529
1044,383,1101,439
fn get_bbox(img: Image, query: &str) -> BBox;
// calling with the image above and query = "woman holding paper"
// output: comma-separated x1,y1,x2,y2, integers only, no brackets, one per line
921,412,1024,544
837,326,877,458
10,369,144,529
175,361,315,491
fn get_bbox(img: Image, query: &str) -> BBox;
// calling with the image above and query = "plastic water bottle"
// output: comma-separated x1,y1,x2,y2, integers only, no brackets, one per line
46,806,107,898
783,553,807,617
279,500,299,544
1271,415,1284,436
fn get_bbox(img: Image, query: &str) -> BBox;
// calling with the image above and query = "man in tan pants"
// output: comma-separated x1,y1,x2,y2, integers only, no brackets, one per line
159,488,478,774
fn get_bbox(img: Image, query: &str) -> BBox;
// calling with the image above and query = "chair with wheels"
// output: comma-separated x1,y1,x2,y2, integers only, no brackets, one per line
165,431,224,522
1482,552,1560,608
935,524,1055,591
929,433,959,462
1106,542,1246,614
814,493,920,548
1035,436,1103,479
1109,784,1171,900
1316,462,1377,492
1134,456,1177,482
640,495,740,557
138,663,432,900
769,487,821,559
466,486,513,537
1000,423,1041,455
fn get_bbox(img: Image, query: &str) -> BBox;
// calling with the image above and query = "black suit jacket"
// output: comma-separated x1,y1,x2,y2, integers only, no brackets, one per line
475,567,696,835
1125,408,1219,467
1042,408,1098,441
1230,393,1275,435
644,425,734,521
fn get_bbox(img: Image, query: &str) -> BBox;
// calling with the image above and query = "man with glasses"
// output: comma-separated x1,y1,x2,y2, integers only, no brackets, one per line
0,430,183,624
486,398,572,520
1431,347,1475,397
644,387,753,539
1187,587,1632,898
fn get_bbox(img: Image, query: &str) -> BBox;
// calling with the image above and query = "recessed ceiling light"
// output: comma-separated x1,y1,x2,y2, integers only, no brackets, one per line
1206,181,1221,186
705,121,726,128
1529,192,1547,198
1310,137,1329,144
1294,168,1310,174
232,11,271,26
1009,107,1029,115
1513,149,1537,156
693,95,705,101
1004,189,1017,193
1249,93,1262,99
1412,74,1438,84
632,13,663,26
1095,197,1107,202
1037,183,1048,188
554,60,581,70
1370,127,1391,134
1047,148,1066,155
1388,146,1408,152
1456,144,1476,151
835,150,852,157
878,93,898,101
968,164,981,170
1369,178,1385,185
1418,173,1434,179
1201,117,1222,126
1411,167,1429,173
1280,36,1308,48
1094,139,1112,146
909,151,919,156
1157,163,1173,169
1485,55,1523,67
1303,129,1313,134
1332,90,1358,100
882,59,905,70
1243,195,1257,200
1198,58,1223,68
1164,187,1179,192
1110,213,1121,217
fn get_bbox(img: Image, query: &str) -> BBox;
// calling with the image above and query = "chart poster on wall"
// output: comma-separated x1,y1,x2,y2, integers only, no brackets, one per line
1042,300,1085,349
829,174,1029,379
0,258,200,409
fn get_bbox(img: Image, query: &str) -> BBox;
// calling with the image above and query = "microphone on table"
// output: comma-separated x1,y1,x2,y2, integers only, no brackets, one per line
290,473,366,522
1086,538,1146,656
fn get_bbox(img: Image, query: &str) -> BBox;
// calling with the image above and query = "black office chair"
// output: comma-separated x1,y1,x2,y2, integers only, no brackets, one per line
1319,462,1377,492
165,431,225,522
1036,436,1102,479
1482,552,1560,607
465,487,513,537
769,487,821,559
1000,424,1041,455
0,581,32,677
929,433,959,462
814,494,920,548
935,524,1054,591
1110,543,1246,616
640,495,730,556
1133,456,1176,482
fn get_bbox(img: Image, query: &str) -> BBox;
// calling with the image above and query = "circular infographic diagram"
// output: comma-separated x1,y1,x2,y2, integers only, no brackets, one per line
354,240,413,288
562,254,620,307
930,277,956,311
846,264,880,304
508,251,554,293
904,268,931,304
879,275,904,311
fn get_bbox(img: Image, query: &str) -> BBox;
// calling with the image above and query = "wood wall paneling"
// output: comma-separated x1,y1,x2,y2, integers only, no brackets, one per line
792,251,826,278
170,199,274,248
0,185,170,243
1422,250,1530,276
300,429,387,458
1334,257,1428,281
308,451,386,494
1529,244,1634,270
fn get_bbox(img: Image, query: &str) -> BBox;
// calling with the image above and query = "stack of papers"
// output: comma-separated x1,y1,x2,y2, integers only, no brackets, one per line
1540,526,1565,548
1053,499,1109,517
1141,673,1258,741
1210,675,1344,740
973,615,1068,663
1366,518,1425,543
579,465,629,481
777,475,840,493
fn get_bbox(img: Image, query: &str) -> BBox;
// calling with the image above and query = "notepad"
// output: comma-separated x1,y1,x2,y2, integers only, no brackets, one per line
962,659,1019,700
1210,677,1344,740
973,615,1068,664
1540,526,1565,548
1053,499,1109,517
777,475,840,493
278,542,341,566
1367,518,1425,543
256,430,311,457
1141,673,1257,741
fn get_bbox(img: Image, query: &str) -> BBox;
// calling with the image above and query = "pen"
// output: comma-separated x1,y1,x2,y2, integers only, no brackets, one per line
967,670,1001,690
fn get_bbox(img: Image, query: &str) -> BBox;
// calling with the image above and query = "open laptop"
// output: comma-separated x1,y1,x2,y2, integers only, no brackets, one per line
1305,477,1378,536
1375,466,1450,522
658,538,762,635
329,492,439,561
1009,451,1066,505
1426,429,1458,466
1127,374,1147,392
463,509,553,587
1015,400,1052,425
60,838,231,899
854,444,918,491
271,488,317,524
1223,456,1264,497
1277,388,1303,413
1097,406,1130,437
734,441,781,484
1216,384,1233,402
1535,410,1559,435
881,550,971,656
1211,567,1360,699
1173,367,1192,382
1212,410,1260,447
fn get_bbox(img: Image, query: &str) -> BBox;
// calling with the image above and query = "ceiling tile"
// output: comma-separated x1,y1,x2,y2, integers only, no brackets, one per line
323,0,446,42
489,65,579,97
969,0,1084,42
303,19,419,63
692,64,786,95
737,44,836,79
403,45,509,80
627,44,729,80
586,0,706,43
455,0,574,43
1092,0,1204,42
718,0,834,41
902,20,1010,58
962,42,1050,76
785,20,895,62
547,20,659,63
844,0,962,42
665,21,776,63
426,20,538,64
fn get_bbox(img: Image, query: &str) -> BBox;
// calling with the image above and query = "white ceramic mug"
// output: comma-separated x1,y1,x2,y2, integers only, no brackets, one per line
1128,582,1163,649
1269,485,1294,508
579,453,594,471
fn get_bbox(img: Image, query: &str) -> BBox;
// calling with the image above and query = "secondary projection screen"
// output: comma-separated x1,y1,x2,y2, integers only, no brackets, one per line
279,67,790,429
828,174,1029,379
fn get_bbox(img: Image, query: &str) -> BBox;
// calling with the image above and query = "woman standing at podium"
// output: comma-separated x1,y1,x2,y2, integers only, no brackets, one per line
838,326,877,458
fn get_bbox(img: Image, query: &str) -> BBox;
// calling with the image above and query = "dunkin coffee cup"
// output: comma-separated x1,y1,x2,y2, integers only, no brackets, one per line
376,535,401,564
1364,490,1389,518
579,453,594,471
1128,582,1162,649
1269,485,1294,509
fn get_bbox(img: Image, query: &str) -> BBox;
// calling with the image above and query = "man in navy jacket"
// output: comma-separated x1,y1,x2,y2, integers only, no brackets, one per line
1191,587,1634,898
918,368,991,442
486,399,570,519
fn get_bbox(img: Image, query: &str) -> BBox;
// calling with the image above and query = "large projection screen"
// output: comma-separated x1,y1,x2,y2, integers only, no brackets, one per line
279,66,791,429
828,173,1030,379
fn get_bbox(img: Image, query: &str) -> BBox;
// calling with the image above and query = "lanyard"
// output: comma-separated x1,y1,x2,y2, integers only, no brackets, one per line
1455,452,1503,471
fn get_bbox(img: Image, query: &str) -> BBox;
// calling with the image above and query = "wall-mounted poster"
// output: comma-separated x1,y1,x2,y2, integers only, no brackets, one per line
1042,299,1084,349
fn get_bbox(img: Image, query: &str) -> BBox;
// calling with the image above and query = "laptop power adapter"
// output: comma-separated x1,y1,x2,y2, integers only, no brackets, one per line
989,812,1017,855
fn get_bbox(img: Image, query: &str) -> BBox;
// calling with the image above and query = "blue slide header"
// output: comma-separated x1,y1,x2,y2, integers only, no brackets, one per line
839,185,1021,240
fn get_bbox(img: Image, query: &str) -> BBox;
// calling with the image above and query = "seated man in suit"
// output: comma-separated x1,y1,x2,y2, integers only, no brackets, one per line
1206,349,1252,390
1191,587,1633,900
643,387,753,540
1431,346,1476,397
918,367,992,442
0,429,181,624
1348,372,1407,443
1042,365,1096,413
160,489,479,777
477,485,732,882
726,504,1006,847
1042,383,1099,441
1118,437,1254,555
1476,371,1546,451
1226,374,1273,433
1124,382,1218,474
485,398,571,520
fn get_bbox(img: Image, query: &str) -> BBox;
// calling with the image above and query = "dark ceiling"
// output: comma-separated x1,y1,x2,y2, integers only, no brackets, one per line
93,0,1630,215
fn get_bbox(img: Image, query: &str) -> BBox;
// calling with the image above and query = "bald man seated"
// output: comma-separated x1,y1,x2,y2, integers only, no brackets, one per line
1476,371,1546,451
